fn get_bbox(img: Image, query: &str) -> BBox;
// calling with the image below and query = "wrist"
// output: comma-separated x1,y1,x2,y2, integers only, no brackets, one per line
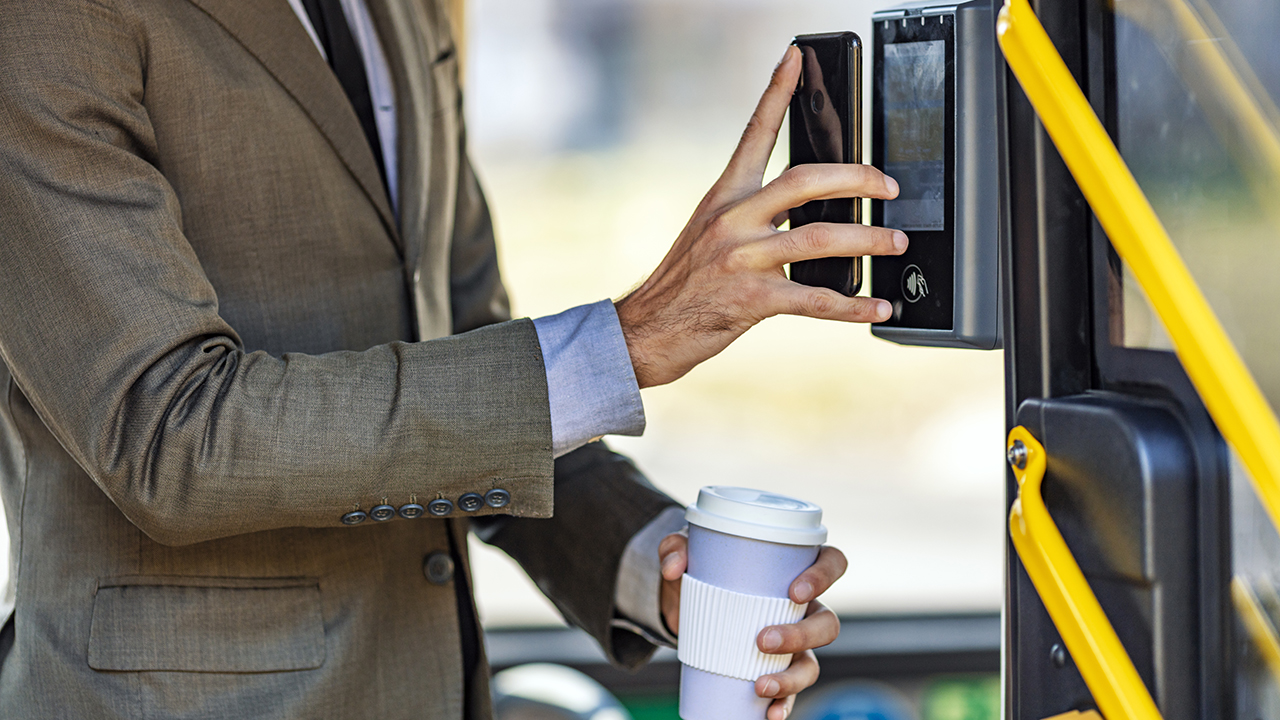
614,297,656,389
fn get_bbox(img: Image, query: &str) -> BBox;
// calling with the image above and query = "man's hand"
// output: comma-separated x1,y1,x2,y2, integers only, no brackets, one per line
614,45,904,388
658,533,849,720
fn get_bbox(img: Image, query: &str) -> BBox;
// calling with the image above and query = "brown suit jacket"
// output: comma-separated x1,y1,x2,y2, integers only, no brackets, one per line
0,0,676,717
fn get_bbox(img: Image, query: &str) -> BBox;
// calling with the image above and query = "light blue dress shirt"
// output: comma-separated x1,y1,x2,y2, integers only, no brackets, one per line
289,1,674,643
531,300,646,455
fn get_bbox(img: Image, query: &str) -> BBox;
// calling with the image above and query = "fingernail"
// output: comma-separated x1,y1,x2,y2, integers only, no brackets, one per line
763,679,780,697
761,629,783,652
793,580,813,603
661,552,680,577
893,231,908,252
876,300,892,321
778,45,793,66
884,175,900,196
783,706,792,720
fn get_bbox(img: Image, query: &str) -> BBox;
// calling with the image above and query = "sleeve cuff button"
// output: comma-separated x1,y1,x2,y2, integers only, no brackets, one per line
484,488,510,508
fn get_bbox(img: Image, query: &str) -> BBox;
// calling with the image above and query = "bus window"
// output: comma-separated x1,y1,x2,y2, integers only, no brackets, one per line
1107,0,1280,713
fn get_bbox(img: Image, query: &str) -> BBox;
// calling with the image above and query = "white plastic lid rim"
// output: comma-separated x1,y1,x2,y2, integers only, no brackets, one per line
684,486,827,546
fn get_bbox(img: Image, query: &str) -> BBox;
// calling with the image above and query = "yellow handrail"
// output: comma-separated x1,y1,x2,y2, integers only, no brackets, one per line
1045,711,1103,720
1007,427,1162,720
997,0,1280,538
1231,576,1280,688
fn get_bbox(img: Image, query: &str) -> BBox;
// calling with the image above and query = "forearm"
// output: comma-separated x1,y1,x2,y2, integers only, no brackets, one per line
478,442,680,669
86,307,558,546
0,309,553,545
613,505,686,647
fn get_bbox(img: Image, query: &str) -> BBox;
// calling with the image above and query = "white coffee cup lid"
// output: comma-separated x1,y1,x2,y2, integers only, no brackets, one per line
684,486,827,546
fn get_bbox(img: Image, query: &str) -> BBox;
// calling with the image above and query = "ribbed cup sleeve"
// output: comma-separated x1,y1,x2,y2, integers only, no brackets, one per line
676,574,807,681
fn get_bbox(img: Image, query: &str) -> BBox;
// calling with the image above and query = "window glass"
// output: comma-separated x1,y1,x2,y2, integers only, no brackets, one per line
462,0,1005,627
1110,0,1280,711
1113,0,1280,410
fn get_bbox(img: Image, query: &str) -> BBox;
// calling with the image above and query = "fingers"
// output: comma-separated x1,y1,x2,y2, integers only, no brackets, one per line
791,546,849,604
776,285,893,323
767,696,796,720
658,533,688,582
660,572,682,635
757,649,820,702
770,167,792,230
757,602,840,655
744,164,900,226
658,533,688,636
719,45,802,192
760,223,906,267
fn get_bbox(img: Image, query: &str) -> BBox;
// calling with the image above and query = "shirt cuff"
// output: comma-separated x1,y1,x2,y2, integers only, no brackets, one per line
611,505,687,648
532,300,645,459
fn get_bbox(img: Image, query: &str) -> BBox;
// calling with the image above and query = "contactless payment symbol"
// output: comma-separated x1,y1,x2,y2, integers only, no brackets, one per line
902,264,929,303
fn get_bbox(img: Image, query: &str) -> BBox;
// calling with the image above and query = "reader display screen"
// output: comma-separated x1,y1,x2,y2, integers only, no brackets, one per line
882,40,946,231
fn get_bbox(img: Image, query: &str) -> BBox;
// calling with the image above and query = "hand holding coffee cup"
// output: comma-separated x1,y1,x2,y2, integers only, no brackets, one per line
659,487,847,720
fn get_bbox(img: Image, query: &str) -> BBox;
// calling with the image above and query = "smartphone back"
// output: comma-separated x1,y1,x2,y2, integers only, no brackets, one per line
789,32,863,296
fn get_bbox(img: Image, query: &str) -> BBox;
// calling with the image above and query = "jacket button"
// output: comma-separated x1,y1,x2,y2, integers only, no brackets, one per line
423,552,455,585
458,493,483,512
399,503,425,519
341,510,368,525
370,504,396,522
484,489,510,509
428,498,454,517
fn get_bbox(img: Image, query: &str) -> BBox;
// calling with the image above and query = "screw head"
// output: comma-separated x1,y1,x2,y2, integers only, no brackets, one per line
1050,643,1068,668
1008,440,1028,470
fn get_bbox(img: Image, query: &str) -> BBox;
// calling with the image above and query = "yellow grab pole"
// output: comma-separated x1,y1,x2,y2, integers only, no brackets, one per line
1007,427,1163,720
1231,576,1280,688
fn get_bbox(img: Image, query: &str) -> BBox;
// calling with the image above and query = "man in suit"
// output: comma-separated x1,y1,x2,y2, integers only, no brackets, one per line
0,0,905,717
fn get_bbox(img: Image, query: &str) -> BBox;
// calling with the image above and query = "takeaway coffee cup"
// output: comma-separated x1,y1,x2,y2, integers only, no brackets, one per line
677,486,827,720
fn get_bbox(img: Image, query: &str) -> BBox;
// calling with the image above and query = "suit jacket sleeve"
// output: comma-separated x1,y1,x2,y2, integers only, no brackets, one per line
476,442,681,669
0,0,554,547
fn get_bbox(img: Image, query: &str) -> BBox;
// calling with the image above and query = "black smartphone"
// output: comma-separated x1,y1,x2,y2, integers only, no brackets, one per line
788,32,863,296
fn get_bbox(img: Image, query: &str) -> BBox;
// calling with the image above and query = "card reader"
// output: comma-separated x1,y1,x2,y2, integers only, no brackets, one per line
870,0,1004,349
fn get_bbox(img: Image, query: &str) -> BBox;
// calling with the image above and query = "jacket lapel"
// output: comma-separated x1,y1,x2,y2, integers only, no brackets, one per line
367,0,462,338
186,0,402,252
363,0,431,269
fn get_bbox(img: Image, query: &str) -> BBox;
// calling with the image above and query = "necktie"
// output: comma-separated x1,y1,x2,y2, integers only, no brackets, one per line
300,0,390,195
